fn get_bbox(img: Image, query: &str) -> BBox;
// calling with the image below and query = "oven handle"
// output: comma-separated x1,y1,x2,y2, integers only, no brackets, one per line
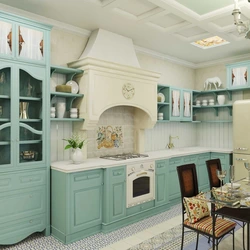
137,172,148,176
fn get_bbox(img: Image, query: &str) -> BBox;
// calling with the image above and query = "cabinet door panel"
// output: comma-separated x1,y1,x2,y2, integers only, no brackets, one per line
0,20,13,57
71,186,102,233
0,186,45,223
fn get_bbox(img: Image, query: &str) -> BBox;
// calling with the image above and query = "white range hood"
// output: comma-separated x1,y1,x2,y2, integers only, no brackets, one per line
68,29,161,153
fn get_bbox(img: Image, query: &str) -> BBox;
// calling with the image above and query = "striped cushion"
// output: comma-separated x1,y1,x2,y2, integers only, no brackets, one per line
184,216,236,238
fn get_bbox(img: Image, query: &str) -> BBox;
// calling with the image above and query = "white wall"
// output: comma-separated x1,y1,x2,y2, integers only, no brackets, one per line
50,28,239,161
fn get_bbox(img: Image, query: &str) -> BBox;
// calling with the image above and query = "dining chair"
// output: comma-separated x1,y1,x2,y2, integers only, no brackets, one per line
206,158,246,250
177,163,236,250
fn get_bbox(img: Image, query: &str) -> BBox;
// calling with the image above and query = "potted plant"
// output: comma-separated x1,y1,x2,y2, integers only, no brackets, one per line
63,134,86,164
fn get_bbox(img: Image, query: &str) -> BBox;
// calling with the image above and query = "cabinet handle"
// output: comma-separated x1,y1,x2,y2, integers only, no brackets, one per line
234,147,248,151
29,195,33,198
29,220,33,223
235,158,248,161
137,172,147,177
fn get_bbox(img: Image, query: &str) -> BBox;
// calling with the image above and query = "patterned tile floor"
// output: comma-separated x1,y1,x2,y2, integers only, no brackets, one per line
0,204,183,250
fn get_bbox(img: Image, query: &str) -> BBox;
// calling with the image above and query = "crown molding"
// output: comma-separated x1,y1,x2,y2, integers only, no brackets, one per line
0,3,91,37
0,3,249,70
134,45,196,68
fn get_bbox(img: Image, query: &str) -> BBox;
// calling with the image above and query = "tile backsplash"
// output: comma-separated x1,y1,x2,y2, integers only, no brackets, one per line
87,106,134,158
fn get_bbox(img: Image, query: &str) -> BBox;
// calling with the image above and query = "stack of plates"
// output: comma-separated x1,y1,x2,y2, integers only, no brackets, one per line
202,100,208,106
158,112,163,120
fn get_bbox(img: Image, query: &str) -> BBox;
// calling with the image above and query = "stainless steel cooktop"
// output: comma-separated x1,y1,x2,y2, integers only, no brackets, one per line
100,153,149,161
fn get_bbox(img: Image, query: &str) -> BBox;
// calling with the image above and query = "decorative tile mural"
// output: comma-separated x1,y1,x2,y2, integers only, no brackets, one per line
97,125,123,149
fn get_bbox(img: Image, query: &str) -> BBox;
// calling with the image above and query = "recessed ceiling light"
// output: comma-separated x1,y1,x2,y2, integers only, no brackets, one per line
191,36,229,49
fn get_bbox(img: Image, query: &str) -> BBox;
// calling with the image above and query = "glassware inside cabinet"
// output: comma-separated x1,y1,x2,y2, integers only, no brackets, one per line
0,125,11,165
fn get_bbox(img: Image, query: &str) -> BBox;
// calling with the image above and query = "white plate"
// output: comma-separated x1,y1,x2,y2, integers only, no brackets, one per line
225,183,241,189
157,93,165,103
66,80,79,94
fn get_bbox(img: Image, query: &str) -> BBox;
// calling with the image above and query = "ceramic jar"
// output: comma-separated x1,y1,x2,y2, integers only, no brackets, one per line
217,95,225,105
56,102,66,118
71,148,83,164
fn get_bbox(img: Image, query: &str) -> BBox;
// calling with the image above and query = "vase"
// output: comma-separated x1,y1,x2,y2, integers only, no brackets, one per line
20,102,29,119
71,148,83,164
217,95,225,105
56,102,66,118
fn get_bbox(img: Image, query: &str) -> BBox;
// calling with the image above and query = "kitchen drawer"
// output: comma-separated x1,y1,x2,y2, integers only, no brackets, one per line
109,166,126,183
169,157,183,171
0,213,45,244
70,169,103,190
197,153,210,165
211,153,228,164
0,186,45,224
126,200,154,216
183,155,197,164
0,170,46,193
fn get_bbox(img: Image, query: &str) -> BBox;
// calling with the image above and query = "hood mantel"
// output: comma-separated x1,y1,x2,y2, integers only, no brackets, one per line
68,57,161,153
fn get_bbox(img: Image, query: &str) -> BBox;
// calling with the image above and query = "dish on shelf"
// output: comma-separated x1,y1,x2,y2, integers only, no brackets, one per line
20,150,38,161
157,93,165,103
50,78,57,92
66,80,79,94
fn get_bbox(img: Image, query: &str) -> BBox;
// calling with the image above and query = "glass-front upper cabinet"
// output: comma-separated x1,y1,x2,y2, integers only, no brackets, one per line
226,60,250,89
18,25,44,61
0,63,45,168
0,66,11,165
0,20,12,57
182,90,192,121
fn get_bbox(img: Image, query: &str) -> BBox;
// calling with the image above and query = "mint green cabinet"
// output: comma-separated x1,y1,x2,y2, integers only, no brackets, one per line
226,60,250,90
0,11,51,245
196,153,210,191
168,156,183,203
155,159,169,206
50,65,84,122
157,84,192,122
103,166,126,224
51,169,103,244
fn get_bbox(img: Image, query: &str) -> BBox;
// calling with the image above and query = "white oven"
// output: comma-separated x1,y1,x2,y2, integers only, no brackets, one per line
126,161,155,208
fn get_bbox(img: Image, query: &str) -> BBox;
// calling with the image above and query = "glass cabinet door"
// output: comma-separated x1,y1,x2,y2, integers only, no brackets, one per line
171,89,181,119
0,20,12,56
19,68,44,164
182,90,192,120
0,67,12,166
18,25,44,61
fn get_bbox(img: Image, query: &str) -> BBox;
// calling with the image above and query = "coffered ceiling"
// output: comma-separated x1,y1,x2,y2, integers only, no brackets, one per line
0,0,250,68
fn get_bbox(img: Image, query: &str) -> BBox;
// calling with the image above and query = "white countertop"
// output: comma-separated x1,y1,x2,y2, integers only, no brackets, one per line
51,147,232,173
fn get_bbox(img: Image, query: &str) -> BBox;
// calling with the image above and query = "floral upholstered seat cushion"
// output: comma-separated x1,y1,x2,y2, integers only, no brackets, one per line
183,193,210,224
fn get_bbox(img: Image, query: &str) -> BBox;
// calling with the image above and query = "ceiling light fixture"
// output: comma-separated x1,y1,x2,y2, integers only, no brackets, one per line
232,0,250,38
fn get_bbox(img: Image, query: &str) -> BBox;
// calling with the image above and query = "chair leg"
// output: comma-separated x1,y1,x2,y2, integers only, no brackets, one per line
216,239,218,250
195,232,199,250
243,222,246,250
233,229,235,250
180,224,184,250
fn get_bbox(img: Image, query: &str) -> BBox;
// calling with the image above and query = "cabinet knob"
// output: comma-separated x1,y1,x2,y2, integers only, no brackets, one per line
29,195,33,198
29,220,33,223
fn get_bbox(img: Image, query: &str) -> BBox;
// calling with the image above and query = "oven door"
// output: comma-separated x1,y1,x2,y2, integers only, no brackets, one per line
126,169,155,208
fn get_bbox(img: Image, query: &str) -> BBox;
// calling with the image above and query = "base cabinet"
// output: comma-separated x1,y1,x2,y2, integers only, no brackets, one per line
103,166,126,224
155,159,169,207
51,169,103,244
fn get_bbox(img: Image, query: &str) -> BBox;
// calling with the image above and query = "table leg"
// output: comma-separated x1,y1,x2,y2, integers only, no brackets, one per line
248,223,250,250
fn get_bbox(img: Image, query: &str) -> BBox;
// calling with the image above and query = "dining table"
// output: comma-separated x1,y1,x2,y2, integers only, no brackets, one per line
201,178,250,250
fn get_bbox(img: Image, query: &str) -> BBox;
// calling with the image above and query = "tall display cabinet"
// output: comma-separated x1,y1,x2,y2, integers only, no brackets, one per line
0,11,51,244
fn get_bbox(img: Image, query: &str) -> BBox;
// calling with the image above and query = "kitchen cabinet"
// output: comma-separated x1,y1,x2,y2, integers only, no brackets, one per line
103,166,126,225
196,153,210,191
226,60,250,90
0,11,51,245
50,65,84,121
51,169,103,244
157,85,192,122
168,156,183,203
155,159,169,207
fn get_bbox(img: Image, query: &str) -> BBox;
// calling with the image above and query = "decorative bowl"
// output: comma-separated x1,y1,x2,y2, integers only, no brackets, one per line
20,151,38,161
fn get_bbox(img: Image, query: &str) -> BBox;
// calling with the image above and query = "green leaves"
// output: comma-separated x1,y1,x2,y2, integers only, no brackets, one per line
63,134,86,150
